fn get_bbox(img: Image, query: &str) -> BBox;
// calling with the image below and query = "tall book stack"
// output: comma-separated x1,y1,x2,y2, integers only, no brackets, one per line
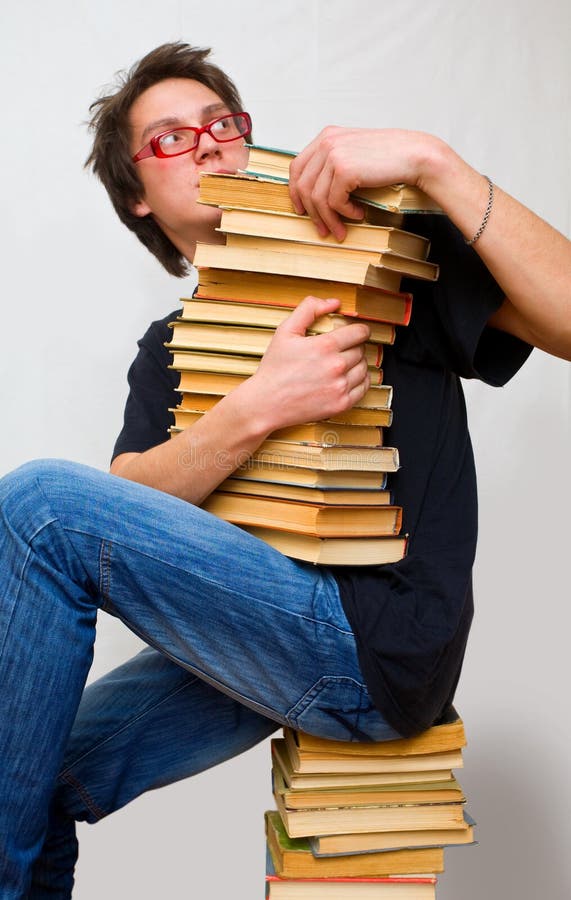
166,144,441,566
265,714,475,899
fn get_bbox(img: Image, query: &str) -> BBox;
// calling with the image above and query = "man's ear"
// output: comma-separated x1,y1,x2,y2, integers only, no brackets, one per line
131,197,152,218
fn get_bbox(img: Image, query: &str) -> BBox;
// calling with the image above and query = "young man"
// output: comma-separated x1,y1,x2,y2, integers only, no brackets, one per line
0,42,569,897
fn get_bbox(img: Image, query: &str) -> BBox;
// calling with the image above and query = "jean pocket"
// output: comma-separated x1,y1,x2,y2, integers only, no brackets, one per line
286,675,390,742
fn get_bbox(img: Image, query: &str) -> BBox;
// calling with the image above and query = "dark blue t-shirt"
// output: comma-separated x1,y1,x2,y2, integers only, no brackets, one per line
113,216,531,737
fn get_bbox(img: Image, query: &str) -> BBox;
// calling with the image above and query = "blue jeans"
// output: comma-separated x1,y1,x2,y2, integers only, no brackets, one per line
0,459,399,897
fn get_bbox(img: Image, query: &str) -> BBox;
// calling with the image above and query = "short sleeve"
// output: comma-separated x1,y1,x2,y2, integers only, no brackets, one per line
111,312,181,462
398,215,533,385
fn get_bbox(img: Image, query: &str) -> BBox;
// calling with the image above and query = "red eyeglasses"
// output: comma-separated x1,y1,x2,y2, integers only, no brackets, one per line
132,111,252,162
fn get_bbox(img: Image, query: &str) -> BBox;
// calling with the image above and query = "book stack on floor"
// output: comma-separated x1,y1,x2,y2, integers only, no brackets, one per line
265,713,475,899
166,144,441,566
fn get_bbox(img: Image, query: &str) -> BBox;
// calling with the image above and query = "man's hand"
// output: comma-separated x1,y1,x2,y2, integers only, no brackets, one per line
248,295,371,432
289,126,427,241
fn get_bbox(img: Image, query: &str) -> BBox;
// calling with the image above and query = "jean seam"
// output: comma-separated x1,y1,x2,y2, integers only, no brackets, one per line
287,675,367,723
99,539,112,611
59,771,107,821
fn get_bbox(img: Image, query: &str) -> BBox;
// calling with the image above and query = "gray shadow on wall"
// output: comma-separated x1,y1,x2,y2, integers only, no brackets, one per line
437,728,570,900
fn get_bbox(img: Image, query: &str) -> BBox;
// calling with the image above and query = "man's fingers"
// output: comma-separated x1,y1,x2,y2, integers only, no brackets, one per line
326,320,371,351
279,295,341,336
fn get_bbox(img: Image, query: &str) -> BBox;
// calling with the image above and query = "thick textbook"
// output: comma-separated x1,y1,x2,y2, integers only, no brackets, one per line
310,812,476,856
241,527,407,566
217,479,393,507
201,492,403,538
194,241,404,292
195,268,413,325
250,440,399,472
230,462,389,491
223,232,439,282
266,873,436,900
218,206,430,259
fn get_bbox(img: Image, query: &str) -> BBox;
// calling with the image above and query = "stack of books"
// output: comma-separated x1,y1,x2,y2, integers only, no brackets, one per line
265,715,475,899
166,145,440,566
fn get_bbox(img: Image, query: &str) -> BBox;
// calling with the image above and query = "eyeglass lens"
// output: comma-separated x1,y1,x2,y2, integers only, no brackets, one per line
158,114,249,156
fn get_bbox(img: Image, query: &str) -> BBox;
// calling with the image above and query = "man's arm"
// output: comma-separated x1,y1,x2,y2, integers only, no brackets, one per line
111,296,371,504
289,128,571,361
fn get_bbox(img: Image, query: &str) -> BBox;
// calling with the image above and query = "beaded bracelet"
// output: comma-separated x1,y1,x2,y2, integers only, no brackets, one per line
466,175,494,245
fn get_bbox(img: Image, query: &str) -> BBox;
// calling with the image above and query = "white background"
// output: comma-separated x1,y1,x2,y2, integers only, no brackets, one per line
1,2,570,898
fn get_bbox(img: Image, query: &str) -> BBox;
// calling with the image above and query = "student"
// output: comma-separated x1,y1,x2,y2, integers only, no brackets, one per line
0,41,569,897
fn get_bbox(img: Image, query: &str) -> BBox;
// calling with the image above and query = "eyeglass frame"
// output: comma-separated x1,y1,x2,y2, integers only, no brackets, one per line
132,111,252,163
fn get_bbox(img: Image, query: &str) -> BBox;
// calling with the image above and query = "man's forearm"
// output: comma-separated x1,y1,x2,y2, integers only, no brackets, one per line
419,141,571,360
110,384,273,505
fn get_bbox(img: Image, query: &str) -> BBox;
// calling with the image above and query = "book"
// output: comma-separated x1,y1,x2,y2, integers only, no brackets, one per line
310,813,476,857
167,321,384,367
170,349,383,382
231,461,389,491
283,743,464,777
196,268,412,325
176,369,247,395
218,207,430,259
274,786,466,838
243,144,442,214
198,171,406,227
241,527,408,566
175,369,393,412
218,479,393,507
266,873,436,900
285,716,466,758
169,349,261,376
321,407,393,428
224,233,439,282
271,740,453,791
194,242,404,293
265,811,445,878
177,392,219,412
201,492,403,538
272,767,464,812
178,298,397,345
251,441,399,473
170,409,385,448
266,420,386,448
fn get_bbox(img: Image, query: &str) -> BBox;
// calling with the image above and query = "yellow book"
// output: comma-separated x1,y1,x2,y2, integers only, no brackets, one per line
202,492,403,538
218,207,430,259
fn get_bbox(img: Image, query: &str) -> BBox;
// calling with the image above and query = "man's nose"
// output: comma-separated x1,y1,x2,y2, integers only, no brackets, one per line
193,130,221,161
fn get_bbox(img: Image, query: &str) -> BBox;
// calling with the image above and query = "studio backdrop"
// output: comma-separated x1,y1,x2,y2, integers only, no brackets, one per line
1,2,569,898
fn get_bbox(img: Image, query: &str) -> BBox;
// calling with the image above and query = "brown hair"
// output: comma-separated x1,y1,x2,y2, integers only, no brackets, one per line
86,42,248,277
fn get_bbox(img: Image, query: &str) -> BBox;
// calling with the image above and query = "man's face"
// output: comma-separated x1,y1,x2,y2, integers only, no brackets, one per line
129,77,250,262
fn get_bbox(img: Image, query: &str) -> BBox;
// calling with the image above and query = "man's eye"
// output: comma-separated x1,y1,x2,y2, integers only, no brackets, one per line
211,118,231,133
160,131,184,147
